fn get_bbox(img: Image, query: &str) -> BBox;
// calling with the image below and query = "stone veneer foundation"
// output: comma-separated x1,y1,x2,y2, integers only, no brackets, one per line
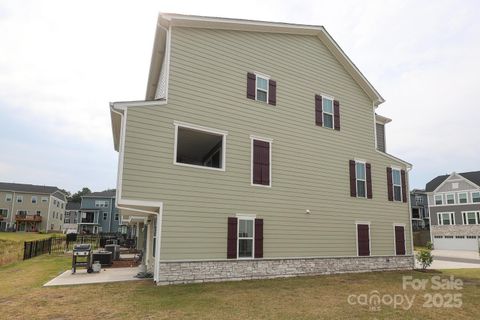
431,225,480,236
157,256,414,285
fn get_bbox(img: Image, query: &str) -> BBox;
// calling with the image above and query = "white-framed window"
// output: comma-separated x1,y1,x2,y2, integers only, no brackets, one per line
458,192,468,204
392,169,402,201
174,121,227,171
237,217,254,259
5,194,12,202
53,199,57,205
355,161,366,198
462,211,479,225
41,197,48,203
472,192,480,203
434,194,443,205
446,193,455,205
16,195,23,203
17,210,28,215
415,195,424,204
0,209,8,217
103,212,108,220
31,196,37,204
322,96,334,129
255,74,269,103
61,203,64,209
251,136,272,187
60,213,63,221
36,210,41,215
95,200,109,208
437,212,455,225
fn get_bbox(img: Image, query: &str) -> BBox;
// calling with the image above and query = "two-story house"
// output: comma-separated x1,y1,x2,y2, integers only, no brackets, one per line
426,171,480,251
410,189,430,231
0,182,66,232
76,190,121,234
109,13,413,284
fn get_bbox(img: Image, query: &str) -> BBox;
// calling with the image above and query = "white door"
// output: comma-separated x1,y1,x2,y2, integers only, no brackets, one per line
434,237,478,251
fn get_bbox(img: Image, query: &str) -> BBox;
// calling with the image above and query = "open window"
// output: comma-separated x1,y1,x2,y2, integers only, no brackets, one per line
174,122,227,171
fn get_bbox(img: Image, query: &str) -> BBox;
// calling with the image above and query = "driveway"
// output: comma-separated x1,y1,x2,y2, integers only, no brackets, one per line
420,250,480,269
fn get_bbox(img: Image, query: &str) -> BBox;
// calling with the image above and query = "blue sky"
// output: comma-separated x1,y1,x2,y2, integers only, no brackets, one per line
0,0,479,193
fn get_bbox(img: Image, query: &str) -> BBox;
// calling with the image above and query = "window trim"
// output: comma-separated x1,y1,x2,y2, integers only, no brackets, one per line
0,208,8,217
254,72,270,103
16,195,23,203
445,193,455,205
103,212,108,221
472,191,480,203
354,160,367,198
5,194,12,202
355,221,371,257
434,194,443,205
237,215,255,260
250,135,273,188
321,95,335,129
457,192,468,204
41,197,48,203
173,121,228,172
31,196,37,204
95,200,109,208
391,168,402,202
462,211,479,225
437,212,455,225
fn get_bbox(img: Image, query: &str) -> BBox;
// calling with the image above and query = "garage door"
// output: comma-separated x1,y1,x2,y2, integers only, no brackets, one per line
434,236,479,251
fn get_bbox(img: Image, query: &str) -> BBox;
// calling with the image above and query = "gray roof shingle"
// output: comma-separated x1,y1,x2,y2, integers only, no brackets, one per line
84,189,116,198
0,182,61,195
425,171,480,192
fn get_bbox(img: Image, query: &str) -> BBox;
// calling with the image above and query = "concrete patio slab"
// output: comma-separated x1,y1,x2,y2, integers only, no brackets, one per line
44,267,150,287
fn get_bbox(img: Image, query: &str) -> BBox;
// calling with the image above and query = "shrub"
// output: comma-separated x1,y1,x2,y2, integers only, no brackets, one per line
426,241,433,250
416,249,433,270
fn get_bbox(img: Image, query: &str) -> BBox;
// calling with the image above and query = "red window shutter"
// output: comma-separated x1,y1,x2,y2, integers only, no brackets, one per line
253,140,270,185
401,170,407,203
227,217,237,259
315,94,323,126
366,163,372,199
349,160,356,197
247,73,256,100
386,167,393,201
268,80,276,106
334,100,340,131
357,224,370,256
395,226,406,255
254,219,263,258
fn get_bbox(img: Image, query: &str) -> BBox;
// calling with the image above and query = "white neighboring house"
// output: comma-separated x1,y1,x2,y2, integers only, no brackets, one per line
426,171,480,251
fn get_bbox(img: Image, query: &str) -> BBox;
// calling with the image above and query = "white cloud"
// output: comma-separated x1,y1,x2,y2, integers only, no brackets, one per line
0,0,479,191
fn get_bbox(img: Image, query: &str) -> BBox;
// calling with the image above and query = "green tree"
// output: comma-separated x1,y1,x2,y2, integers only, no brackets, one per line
70,187,92,203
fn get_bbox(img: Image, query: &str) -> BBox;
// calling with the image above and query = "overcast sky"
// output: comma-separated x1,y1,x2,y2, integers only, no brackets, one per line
0,0,479,193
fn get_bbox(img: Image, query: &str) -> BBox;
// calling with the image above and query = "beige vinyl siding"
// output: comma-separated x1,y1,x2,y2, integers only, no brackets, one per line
121,27,411,260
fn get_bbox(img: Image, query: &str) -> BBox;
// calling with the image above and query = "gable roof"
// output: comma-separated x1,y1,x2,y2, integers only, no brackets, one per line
83,190,116,198
66,202,81,210
425,171,480,192
146,13,385,106
0,182,60,195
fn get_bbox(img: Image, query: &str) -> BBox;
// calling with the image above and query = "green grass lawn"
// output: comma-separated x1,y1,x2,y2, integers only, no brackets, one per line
0,232,64,266
0,232,63,242
1,255,479,319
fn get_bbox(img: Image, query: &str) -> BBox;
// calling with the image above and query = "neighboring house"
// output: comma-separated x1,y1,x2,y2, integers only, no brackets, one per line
426,171,480,251
410,189,430,231
77,190,122,234
63,202,81,234
0,182,66,232
109,13,413,284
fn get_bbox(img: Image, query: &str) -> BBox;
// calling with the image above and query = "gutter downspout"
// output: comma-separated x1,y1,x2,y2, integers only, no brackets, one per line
406,168,415,267
46,195,52,233
111,103,164,283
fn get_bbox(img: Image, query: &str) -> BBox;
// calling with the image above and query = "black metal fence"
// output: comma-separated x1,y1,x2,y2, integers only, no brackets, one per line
23,233,130,260
23,238,52,260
